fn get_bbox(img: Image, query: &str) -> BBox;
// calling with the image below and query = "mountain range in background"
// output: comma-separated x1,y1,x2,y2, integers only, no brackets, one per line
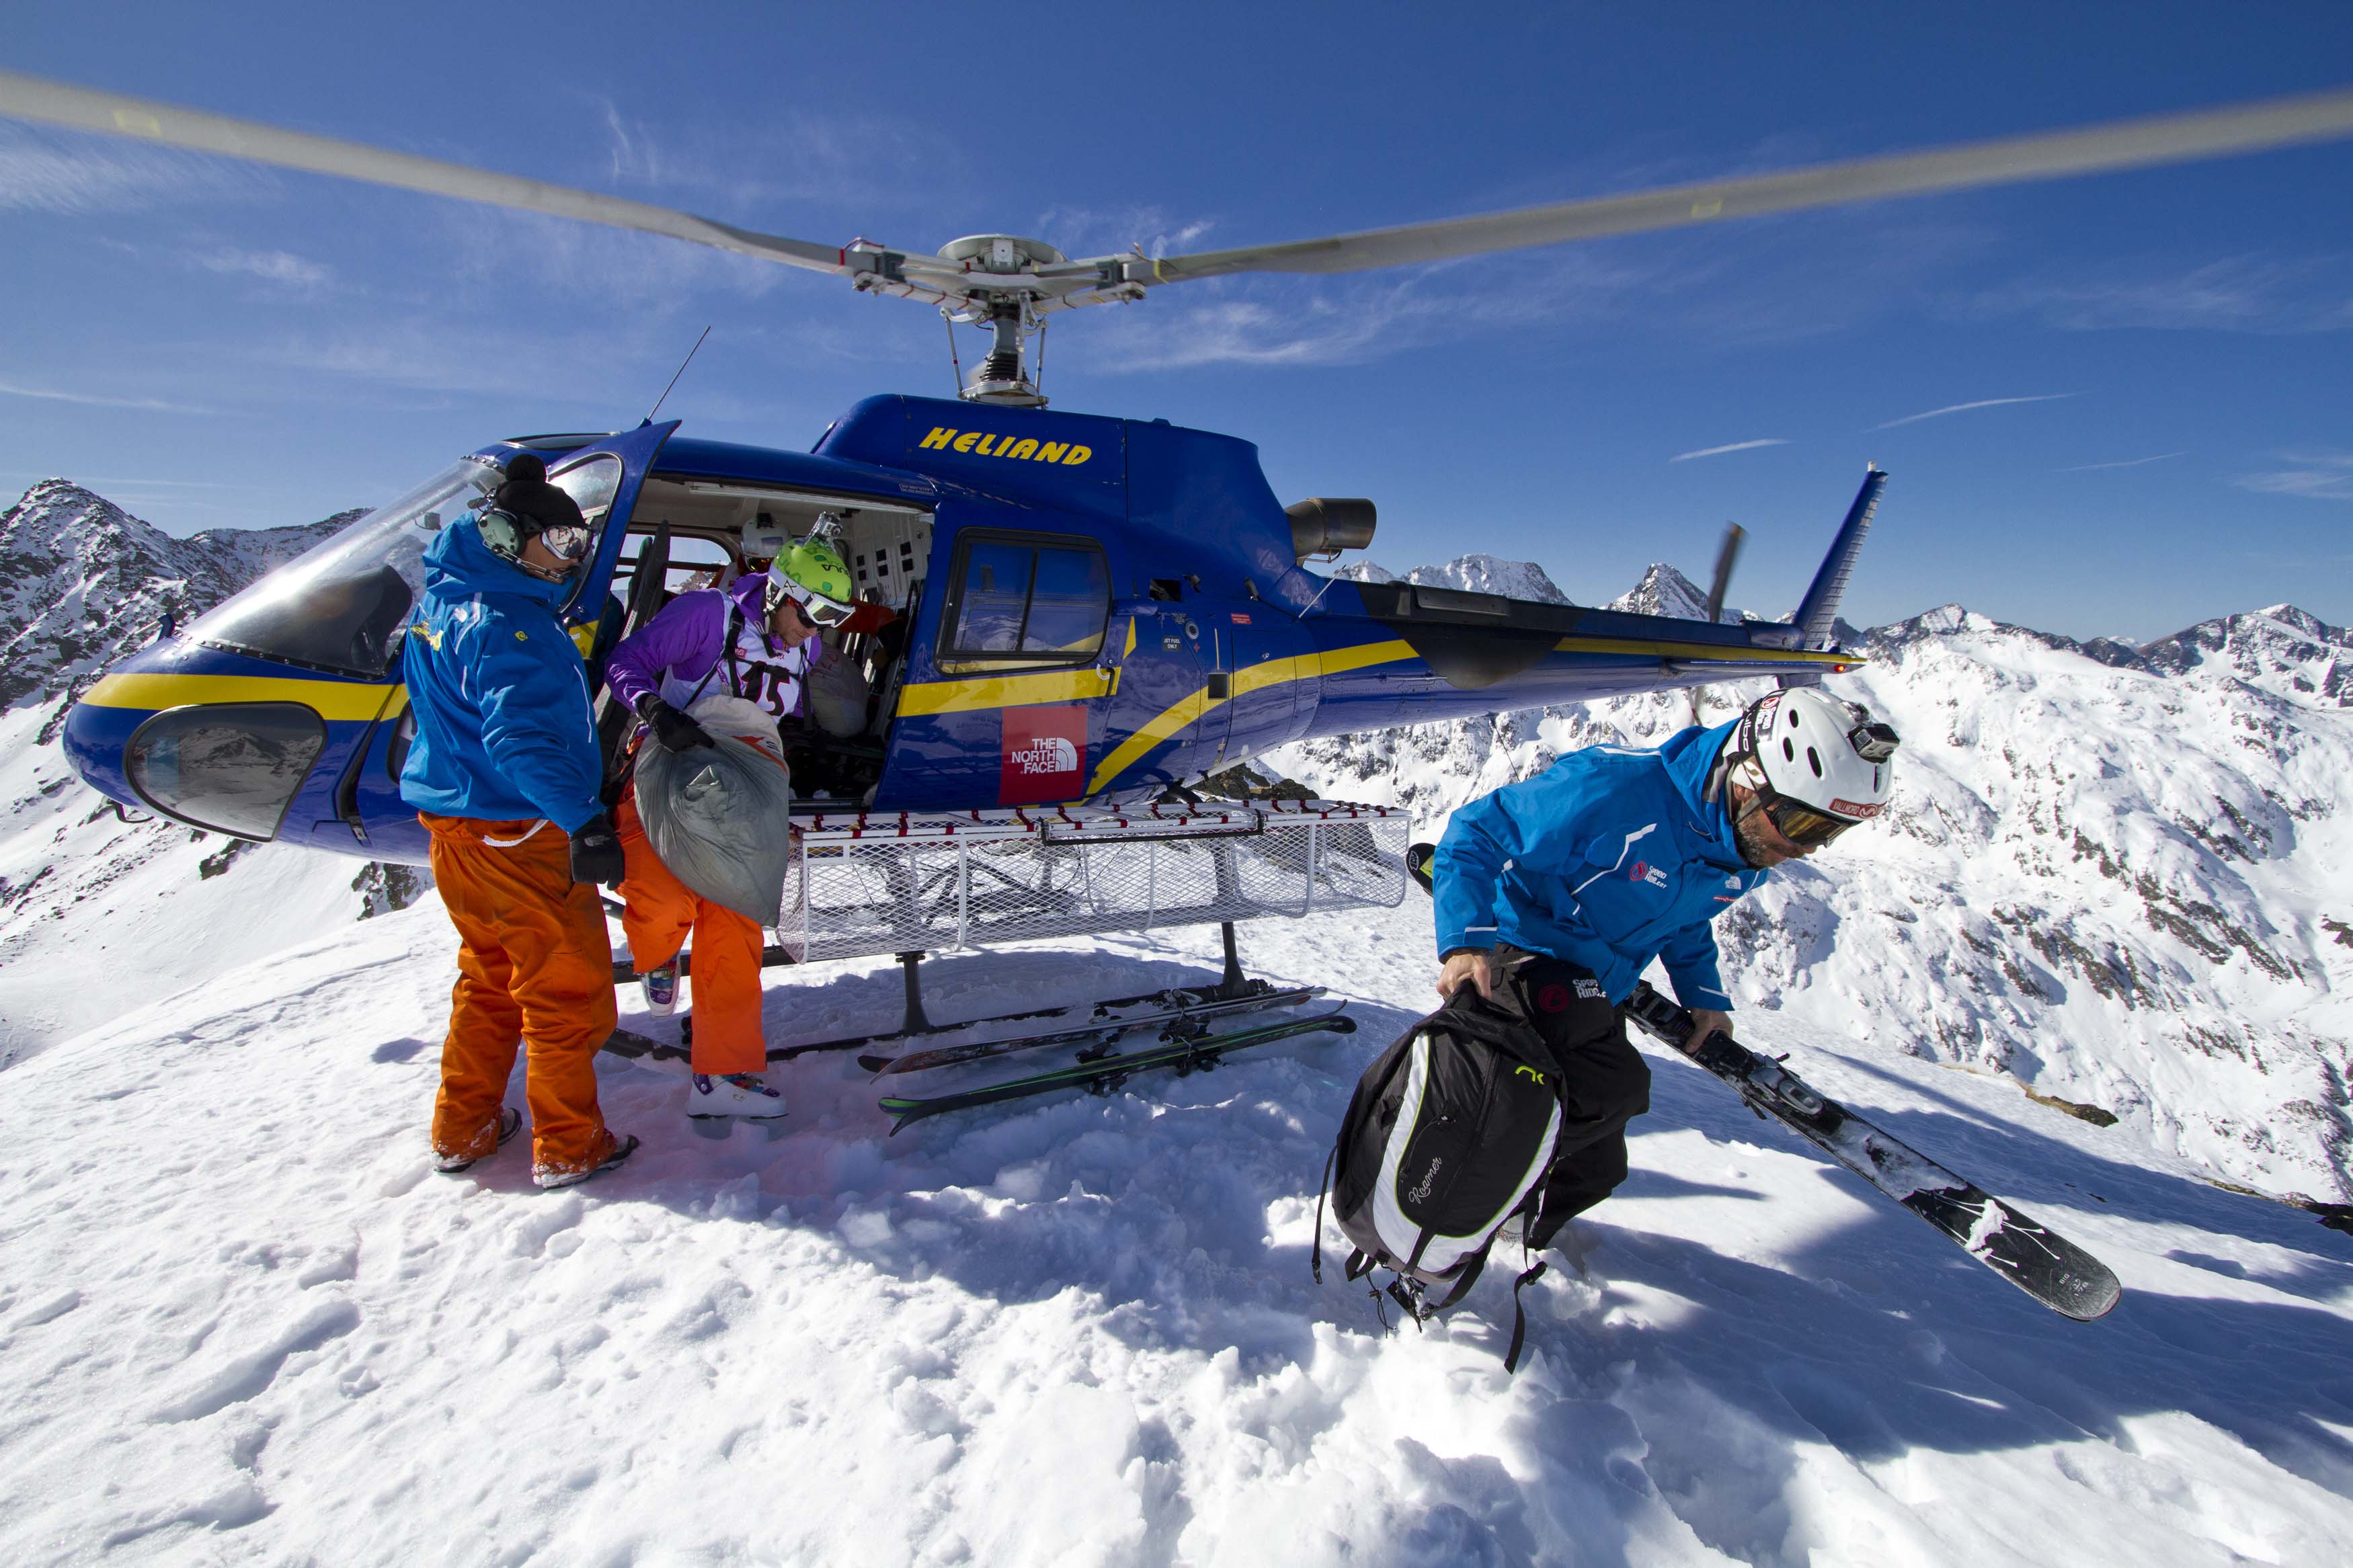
4,480,2350,1208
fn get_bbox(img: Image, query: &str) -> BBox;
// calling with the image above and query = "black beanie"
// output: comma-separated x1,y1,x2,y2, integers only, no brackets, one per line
491,451,584,534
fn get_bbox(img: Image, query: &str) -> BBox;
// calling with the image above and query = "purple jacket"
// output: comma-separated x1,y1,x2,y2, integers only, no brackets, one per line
606,575,805,718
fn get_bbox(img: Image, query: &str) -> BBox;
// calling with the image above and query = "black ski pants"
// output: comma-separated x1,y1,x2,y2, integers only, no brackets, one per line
1495,946,1651,1246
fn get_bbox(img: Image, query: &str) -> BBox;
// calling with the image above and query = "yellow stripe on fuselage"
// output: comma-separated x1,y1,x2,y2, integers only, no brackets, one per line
1082,638,1417,795
79,671,403,723
895,666,1118,717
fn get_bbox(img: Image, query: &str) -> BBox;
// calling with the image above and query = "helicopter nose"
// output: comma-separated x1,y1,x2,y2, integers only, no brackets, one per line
64,688,329,842
61,635,338,843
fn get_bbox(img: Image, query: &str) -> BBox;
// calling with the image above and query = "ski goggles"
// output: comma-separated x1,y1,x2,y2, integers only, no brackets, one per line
536,522,594,563
1752,786,1862,850
781,589,855,629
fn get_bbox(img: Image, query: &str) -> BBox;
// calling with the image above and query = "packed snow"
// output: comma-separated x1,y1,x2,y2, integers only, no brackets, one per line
6,486,2353,1563
5,891,2353,1564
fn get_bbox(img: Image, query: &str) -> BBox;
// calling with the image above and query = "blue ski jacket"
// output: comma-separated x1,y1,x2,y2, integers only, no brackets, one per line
398,513,605,833
1431,720,1767,1009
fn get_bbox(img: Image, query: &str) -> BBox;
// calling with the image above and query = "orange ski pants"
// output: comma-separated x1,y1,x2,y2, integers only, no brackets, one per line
422,813,621,1181
616,787,768,1076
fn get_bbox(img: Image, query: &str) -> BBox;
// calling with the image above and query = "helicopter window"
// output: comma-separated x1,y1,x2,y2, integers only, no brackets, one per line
180,459,493,679
940,532,1110,666
126,702,327,841
551,455,621,524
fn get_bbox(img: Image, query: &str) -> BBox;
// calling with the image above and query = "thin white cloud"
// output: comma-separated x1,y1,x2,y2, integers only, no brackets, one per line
1874,393,2078,430
0,126,272,214
1035,204,1215,261
0,380,215,414
2234,451,2353,501
1670,438,1788,462
1078,249,1671,372
195,247,334,292
586,95,965,216
1955,256,2353,335
2058,452,2184,472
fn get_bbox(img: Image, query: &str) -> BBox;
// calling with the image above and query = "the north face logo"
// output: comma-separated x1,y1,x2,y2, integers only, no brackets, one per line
1008,736,1077,775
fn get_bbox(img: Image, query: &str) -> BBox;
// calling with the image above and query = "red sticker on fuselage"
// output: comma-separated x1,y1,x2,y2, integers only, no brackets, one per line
1000,705,1088,804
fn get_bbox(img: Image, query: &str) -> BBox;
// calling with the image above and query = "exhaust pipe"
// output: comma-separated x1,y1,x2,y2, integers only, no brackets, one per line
1285,497,1377,562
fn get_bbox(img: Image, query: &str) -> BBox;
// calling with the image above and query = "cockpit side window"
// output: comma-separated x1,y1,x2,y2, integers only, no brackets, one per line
938,530,1110,669
181,459,495,679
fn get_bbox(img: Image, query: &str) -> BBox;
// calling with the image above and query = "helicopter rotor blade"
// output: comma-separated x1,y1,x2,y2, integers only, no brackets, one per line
0,69,858,278
1136,86,2353,284
1689,522,1746,728
1704,523,1747,626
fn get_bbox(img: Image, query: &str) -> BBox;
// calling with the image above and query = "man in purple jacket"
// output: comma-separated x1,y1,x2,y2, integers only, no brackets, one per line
604,540,857,1120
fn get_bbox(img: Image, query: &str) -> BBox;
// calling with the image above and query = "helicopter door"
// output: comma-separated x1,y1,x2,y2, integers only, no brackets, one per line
1199,610,1314,778
546,420,682,624
1099,592,1210,794
342,421,680,854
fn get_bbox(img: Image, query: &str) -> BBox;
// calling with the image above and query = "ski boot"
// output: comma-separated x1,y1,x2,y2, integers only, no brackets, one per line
534,1132,641,1191
435,1106,523,1173
688,1072,787,1120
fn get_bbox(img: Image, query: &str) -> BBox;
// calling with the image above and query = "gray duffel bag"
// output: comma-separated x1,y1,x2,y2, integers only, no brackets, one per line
631,694,795,925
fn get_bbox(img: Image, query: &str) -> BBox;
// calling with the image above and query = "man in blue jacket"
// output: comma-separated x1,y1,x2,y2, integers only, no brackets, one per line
401,453,637,1190
1432,686,1900,1245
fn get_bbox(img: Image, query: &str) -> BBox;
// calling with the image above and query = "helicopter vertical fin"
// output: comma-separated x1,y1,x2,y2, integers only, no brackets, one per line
1788,466,1888,653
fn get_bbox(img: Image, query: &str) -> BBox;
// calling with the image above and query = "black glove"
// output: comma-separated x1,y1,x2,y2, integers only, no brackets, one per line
568,811,627,887
637,695,715,753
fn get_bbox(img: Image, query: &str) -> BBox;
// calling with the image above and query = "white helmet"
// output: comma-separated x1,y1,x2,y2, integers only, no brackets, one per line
1724,688,1900,848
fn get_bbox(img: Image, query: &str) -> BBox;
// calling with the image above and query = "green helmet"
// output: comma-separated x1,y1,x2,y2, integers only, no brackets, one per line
764,540,856,627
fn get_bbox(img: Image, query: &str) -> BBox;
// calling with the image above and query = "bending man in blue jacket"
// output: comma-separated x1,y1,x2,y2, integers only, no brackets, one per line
401,453,638,1190
1432,687,1900,1246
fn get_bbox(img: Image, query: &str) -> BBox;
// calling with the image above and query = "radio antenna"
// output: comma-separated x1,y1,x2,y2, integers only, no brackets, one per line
644,325,711,424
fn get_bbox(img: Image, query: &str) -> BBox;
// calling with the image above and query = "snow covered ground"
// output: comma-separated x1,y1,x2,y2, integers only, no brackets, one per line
5,890,2352,1565
0,702,404,1067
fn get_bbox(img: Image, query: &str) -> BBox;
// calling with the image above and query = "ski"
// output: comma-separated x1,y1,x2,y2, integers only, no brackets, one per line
1622,984,2123,1321
598,1026,674,1059
860,985,1324,1076
879,1009,1359,1132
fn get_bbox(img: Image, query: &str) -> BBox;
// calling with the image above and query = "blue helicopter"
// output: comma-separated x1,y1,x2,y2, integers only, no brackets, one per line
10,71,2352,898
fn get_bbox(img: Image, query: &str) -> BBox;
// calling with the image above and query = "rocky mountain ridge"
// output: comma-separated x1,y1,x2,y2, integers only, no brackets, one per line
0,479,354,723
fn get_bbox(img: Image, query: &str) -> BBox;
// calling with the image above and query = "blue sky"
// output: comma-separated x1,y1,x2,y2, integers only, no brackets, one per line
3,1,2349,640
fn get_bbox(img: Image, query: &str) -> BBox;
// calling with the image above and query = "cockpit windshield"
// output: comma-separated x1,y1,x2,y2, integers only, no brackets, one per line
182,458,497,678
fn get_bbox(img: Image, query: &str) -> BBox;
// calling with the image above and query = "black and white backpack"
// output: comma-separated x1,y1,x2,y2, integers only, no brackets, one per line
1314,983,1566,1371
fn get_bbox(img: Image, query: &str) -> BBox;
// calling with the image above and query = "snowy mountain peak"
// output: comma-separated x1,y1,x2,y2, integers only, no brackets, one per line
1406,554,1572,604
1606,562,1722,622
2140,603,2352,708
0,480,355,719
1332,554,1570,604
